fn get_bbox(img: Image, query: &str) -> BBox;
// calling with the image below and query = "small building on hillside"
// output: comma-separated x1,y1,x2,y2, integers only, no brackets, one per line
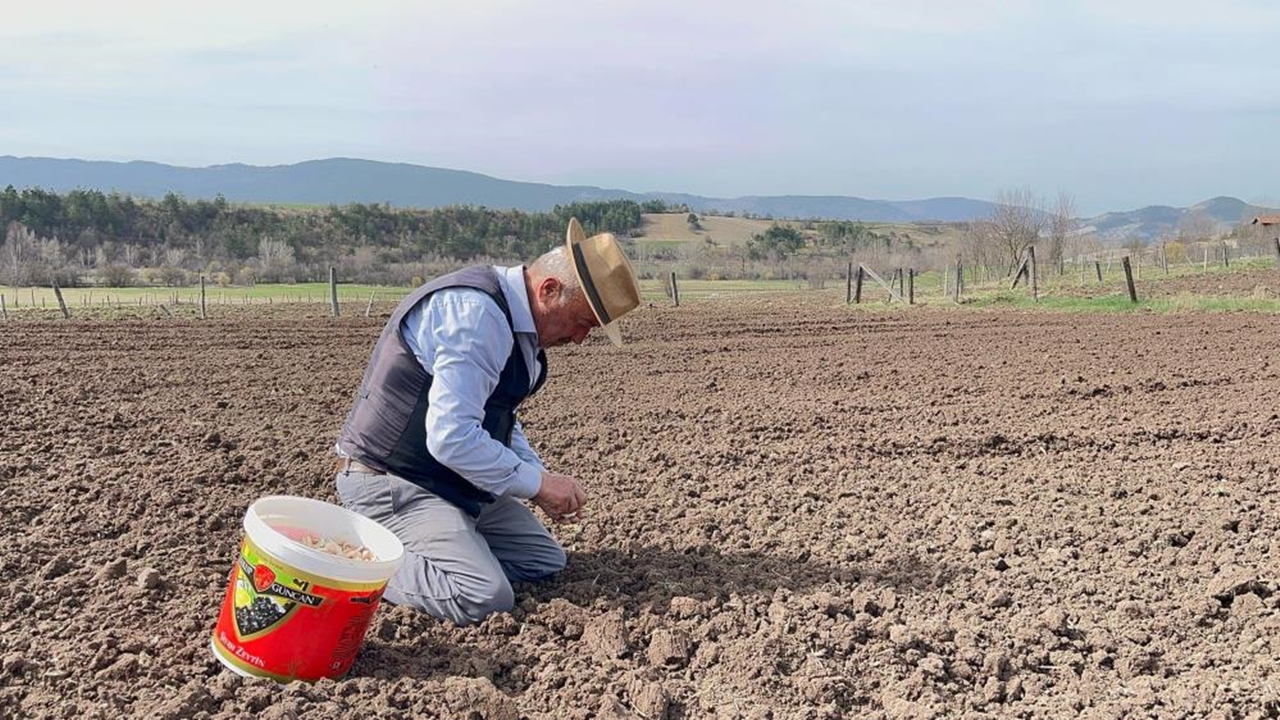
1252,214,1280,232
1254,216,1280,255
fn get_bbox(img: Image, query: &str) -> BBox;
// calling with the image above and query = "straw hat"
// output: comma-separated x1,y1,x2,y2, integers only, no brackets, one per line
565,217,641,346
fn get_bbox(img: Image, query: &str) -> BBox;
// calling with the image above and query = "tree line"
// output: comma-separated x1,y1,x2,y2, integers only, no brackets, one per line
0,185,656,287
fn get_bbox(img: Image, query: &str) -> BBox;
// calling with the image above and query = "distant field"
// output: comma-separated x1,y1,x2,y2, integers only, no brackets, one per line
6,255,1275,316
0,283,405,310
638,213,779,245
0,279,853,311
637,212,968,251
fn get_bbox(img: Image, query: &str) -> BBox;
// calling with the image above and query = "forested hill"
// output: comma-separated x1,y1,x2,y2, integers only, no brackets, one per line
0,184,650,286
0,156,997,222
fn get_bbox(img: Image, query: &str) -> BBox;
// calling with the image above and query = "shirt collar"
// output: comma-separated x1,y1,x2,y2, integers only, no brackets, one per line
497,265,537,335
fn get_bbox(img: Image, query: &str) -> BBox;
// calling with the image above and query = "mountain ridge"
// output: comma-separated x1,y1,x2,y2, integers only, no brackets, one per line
0,156,1274,239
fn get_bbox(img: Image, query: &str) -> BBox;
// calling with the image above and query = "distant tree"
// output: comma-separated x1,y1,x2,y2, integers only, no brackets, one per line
1123,237,1147,267
959,219,1000,279
1177,211,1217,244
3,221,37,286
687,213,701,231
990,188,1047,275
818,220,870,251
747,224,805,260
157,265,188,287
100,264,135,287
1048,191,1076,275
258,237,295,266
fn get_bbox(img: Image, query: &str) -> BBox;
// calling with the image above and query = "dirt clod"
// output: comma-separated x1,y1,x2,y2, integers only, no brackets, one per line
584,609,630,661
41,556,72,580
441,677,519,720
647,628,693,668
97,558,128,580
137,567,163,590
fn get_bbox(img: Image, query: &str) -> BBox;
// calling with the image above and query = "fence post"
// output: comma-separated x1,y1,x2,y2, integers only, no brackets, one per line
1028,246,1039,302
1221,242,1229,268
853,265,864,304
52,281,70,318
953,258,963,302
1161,243,1169,275
1273,238,1280,266
1,294,6,319
670,271,680,307
1094,261,1102,282
199,275,207,319
1121,256,1138,303
329,267,340,317
365,290,376,318
846,261,853,304
907,269,915,305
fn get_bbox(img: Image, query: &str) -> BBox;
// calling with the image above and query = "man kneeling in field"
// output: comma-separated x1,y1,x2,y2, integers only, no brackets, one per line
333,218,640,625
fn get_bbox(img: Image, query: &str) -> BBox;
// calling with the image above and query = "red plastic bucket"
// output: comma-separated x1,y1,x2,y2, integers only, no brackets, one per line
210,495,404,682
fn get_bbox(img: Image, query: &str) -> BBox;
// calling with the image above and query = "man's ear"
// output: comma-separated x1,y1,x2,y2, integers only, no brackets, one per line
538,277,563,302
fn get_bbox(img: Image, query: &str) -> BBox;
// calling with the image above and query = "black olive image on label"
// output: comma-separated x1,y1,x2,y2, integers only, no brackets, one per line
235,595,291,636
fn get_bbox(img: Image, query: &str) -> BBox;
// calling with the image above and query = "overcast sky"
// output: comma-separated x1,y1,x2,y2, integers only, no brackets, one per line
2,0,1276,214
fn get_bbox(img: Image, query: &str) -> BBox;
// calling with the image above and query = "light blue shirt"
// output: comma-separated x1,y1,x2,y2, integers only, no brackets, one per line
399,265,545,499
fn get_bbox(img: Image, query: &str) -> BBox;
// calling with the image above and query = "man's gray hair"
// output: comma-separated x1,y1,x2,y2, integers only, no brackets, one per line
529,246,580,297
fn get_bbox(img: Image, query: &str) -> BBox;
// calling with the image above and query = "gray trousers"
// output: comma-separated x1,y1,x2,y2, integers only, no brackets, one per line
335,470,566,626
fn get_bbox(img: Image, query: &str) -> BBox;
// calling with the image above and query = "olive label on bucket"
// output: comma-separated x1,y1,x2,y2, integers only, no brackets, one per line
232,552,322,639
213,534,389,681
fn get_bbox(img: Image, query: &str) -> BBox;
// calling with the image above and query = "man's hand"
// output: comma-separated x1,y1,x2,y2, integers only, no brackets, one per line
533,471,587,524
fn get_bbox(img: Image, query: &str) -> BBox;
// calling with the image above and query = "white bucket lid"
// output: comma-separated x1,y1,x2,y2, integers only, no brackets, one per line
243,495,405,585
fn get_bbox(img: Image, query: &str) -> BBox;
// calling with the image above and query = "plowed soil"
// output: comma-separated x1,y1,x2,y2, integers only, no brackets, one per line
2,297,1278,719
1061,264,1280,300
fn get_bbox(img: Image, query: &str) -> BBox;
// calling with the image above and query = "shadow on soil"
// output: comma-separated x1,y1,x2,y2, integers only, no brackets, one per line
528,545,952,610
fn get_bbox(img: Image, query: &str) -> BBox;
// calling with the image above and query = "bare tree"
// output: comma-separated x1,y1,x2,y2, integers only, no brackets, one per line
3,221,37,286
123,243,141,268
257,237,298,282
958,219,1001,280
1065,232,1103,268
990,188,1047,276
1177,211,1218,261
258,237,295,267
1048,191,1076,275
1122,237,1147,267
1177,211,1217,244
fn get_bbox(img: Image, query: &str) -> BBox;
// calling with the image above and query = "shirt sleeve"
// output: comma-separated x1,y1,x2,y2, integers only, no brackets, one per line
403,291,543,499
508,420,546,472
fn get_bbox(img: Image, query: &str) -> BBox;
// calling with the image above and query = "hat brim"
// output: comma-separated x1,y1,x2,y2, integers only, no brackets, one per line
566,218,625,347
567,217,587,245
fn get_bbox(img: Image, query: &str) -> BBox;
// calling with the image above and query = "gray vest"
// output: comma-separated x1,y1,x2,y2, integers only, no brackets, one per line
338,266,547,516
